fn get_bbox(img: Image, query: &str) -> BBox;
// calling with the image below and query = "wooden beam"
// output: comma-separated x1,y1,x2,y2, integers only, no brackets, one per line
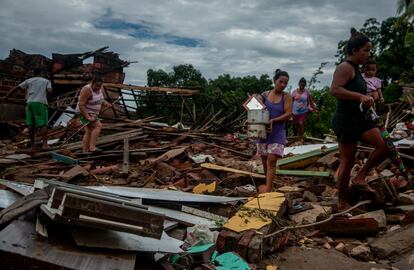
256,168,331,178
277,146,339,169
104,83,199,95
200,163,265,179
53,79,86,85
123,138,129,174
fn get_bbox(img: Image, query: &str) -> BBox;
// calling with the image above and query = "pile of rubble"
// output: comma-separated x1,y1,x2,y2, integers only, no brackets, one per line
1,113,414,269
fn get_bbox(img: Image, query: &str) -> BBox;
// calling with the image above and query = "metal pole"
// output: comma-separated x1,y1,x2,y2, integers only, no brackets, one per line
123,138,129,174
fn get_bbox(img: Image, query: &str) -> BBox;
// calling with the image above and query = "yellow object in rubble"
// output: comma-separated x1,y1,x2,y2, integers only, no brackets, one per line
193,181,217,194
224,192,286,233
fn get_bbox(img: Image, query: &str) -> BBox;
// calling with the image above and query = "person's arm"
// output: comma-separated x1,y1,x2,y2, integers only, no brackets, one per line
46,80,52,94
100,87,113,111
378,88,384,103
308,91,316,111
4,84,25,99
78,87,95,122
330,63,374,107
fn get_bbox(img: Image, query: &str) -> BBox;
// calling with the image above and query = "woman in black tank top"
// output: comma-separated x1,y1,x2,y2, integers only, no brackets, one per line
330,28,389,211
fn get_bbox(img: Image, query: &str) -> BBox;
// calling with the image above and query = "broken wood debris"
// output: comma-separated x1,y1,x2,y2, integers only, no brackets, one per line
1,68,414,269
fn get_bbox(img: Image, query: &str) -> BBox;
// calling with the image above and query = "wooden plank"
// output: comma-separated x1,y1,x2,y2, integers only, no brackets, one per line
147,147,187,166
320,217,379,237
256,167,332,178
35,130,141,158
277,169,331,177
104,83,199,95
277,146,339,169
61,165,89,182
123,138,129,174
53,79,86,84
200,163,265,179
0,219,136,270
197,140,251,159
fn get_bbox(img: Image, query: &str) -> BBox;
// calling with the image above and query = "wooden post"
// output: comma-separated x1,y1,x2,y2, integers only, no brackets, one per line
123,138,129,174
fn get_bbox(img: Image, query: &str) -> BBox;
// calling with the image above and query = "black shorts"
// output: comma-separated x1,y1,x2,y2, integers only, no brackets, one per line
332,111,375,144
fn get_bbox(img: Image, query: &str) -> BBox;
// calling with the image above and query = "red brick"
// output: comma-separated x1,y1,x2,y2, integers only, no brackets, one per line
236,230,256,259
216,229,242,253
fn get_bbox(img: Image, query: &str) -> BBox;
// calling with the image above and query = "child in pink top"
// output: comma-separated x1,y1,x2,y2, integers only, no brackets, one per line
362,59,384,103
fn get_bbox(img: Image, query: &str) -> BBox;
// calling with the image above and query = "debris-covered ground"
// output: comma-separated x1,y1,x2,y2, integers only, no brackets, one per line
2,48,414,270
1,115,414,270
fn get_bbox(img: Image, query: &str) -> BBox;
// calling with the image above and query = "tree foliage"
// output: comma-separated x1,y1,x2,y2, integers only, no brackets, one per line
147,64,207,89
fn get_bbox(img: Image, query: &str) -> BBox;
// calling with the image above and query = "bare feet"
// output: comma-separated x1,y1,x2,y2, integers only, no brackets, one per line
350,175,376,193
41,144,50,150
337,201,352,212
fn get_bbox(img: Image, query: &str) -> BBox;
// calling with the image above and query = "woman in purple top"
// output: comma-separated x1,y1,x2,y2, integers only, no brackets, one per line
257,69,292,193
292,78,315,138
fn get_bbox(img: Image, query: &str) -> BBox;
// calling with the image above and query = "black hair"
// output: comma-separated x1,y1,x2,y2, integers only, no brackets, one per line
365,58,376,65
91,74,103,85
299,77,307,85
33,68,41,76
273,69,289,80
346,27,371,55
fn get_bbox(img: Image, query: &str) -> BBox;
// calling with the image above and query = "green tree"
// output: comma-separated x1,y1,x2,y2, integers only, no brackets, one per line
147,69,171,87
308,62,328,89
147,64,207,89
171,64,207,89
397,0,414,22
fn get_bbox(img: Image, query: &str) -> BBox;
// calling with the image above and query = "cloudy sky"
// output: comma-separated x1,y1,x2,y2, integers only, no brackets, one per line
0,0,396,89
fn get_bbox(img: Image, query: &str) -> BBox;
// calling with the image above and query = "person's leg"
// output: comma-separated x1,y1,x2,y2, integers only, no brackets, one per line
292,119,298,136
261,156,268,175
265,154,280,192
89,120,102,151
29,126,36,151
298,122,305,137
40,104,49,149
82,125,91,153
25,103,36,151
337,142,357,210
352,128,388,186
40,126,49,149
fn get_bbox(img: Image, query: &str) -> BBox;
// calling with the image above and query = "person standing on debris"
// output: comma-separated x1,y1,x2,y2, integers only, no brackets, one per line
362,59,384,103
5,68,52,151
292,77,315,138
330,28,388,211
76,75,112,153
256,69,292,193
